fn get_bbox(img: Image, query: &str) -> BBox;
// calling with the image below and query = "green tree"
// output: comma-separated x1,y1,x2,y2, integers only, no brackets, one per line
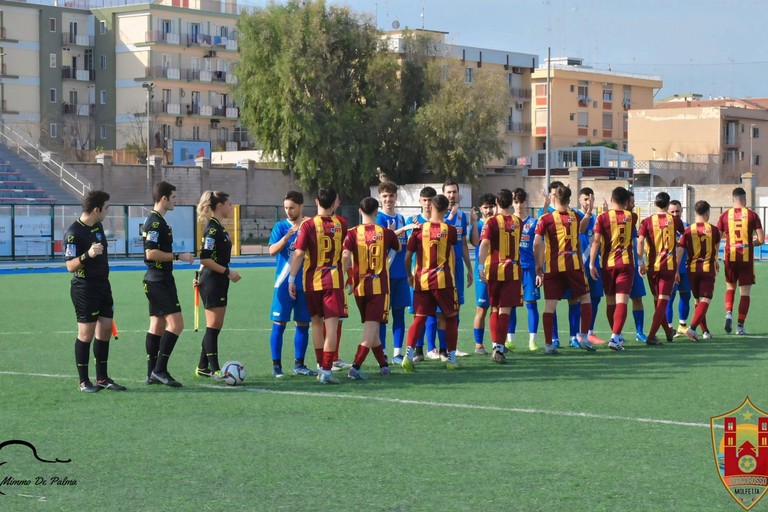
415,60,508,183
235,0,381,197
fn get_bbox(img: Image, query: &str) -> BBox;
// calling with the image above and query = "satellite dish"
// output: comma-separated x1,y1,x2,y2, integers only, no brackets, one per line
392,20,400,29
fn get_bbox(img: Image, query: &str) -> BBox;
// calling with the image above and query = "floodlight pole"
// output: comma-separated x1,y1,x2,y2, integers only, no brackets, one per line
142,82,154,203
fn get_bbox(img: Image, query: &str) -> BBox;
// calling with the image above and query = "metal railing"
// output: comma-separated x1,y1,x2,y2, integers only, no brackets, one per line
0,124,91,198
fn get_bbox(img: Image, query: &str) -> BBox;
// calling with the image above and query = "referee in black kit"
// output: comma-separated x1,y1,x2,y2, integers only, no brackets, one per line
142,181,194,387
64,190,126,393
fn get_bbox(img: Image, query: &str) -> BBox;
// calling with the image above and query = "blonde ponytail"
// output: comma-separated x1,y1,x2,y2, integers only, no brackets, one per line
196,190,214,224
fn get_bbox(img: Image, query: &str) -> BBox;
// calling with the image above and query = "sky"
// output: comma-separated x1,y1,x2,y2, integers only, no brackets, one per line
247,0,768,101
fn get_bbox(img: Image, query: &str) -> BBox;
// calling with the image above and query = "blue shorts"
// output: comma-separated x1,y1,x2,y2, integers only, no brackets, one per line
587,267,604,297
270,285,310,323
630,266,646,298
522,267,541,303
454,267,466,306
390,277,411,309
674,272,691,292
475,269,489,308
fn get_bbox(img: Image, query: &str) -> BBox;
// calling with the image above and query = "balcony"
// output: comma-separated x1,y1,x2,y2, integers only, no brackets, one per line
200,105,213,116
62,32,94,46
187,33,213,47
61,67,94,81
144,66,185,80
199,70,212,82
505,121,531,134
62,103,94,116
142,30,181,45
509,87,531,99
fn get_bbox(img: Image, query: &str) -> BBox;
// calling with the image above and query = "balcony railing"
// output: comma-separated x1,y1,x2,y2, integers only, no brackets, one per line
143,30,181,45
62,32,94,46
62,103,94,116
509,87,531,99
187,33,213,47
506,122,531,133
61,67,95,81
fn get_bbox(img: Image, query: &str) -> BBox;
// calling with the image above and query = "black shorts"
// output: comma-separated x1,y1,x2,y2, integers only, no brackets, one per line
71,279,114,323
144,276,181,317
199,269,230,308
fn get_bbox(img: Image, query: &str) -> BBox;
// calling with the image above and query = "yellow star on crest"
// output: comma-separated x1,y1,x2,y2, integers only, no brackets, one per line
742,410,754,421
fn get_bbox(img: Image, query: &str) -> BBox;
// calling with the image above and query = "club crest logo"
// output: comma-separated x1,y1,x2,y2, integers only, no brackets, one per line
711,397,768,510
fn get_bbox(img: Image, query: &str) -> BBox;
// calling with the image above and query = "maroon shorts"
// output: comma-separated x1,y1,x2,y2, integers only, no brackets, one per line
355,293,390,323
488,280,523,308
543,269,589,300
601,266,635,296
647,269,676,297
413,288,458,317
305,288,348,319
690,273,716,299
724,260,755,286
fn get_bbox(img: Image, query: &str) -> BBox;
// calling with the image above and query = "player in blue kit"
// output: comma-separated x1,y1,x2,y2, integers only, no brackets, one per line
267,191,316,378
665,200,692,337
408,186,439,361
628,191,648,342
506,188,540,352
470,193,496,354
577,187,605,345
440,181,473,357
375,181,417,364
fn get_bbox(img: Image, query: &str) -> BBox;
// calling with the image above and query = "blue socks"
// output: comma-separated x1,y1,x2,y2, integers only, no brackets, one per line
474,327,484,345
269,322,286,362
392,308,405,350
633,309,644,333
679,290,691,322
509,308,518,335
379,322,388,351
526,302,539,334
568,302,580,337
590,295,601,331
293,324,309,361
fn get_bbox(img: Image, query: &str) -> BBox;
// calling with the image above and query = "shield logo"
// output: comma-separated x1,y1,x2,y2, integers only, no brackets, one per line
711,397,768,510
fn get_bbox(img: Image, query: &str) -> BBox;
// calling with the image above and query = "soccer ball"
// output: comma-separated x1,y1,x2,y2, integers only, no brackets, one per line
221,361,246,386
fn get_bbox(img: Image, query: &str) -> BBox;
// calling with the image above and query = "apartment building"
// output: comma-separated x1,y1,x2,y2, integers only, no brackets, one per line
629,96,768,185
0,0,249,160
531,57,662,152
383,29,538,170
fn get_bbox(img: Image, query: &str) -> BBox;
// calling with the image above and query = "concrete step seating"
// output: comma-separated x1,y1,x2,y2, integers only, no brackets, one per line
0,163,56,203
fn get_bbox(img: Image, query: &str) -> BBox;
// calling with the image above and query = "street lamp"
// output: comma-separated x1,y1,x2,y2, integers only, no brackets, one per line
142,82,154,202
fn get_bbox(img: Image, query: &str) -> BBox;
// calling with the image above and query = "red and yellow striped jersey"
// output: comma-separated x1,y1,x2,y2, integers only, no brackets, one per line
343,224,399,296
480,213,522,281
717,207,763,263
638,213,685,272
406,222,457,291
534,210,583,273
295,215,348,292
594,210,637,269
678,222,721,275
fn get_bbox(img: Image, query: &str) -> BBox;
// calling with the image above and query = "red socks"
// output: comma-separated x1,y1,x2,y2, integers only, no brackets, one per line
543,312,554,344
613,303,628,334
445,315,458,352
353,344,369,368
495,313,510,348
406,316,427,348
648,298,669,337
691,301,710,330
606,304,616,328
738,296,750,324
580,303,592,334
371,345,388,367
489,311,498,343
725,289,735,313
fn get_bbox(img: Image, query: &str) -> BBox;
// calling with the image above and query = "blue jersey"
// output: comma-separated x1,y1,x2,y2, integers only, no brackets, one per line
444,209,468,265
578,210,599,267
375,211,407,279
519,216,538,269
677,221,689,274
474,218,486,262
269,219,303,291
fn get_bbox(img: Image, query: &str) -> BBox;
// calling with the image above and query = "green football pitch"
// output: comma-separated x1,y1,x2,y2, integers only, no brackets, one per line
1,264,767,511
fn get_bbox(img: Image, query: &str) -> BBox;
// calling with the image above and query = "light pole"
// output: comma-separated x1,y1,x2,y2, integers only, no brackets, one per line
750,123,755,174
142,82,154,202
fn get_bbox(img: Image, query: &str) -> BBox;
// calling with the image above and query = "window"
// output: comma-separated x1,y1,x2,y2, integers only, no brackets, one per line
100,55,106,69
755,155,761,166
578,111,588,127
577,81,589,105
535,83,547,97
535,109,547,128
465,67,474,83
49,123,58,138
570,84,575,92
753,126,760,138
582,149,600,167
603,113,613,130
49,88,57,103
100,124,107,139
623,85,631,107
569,113,575,121
561,150,577,167
100,20,107,34
192,126,200,140
602,83,613,101
50,53,56,68
100,90,107,104
49,18,56,32
741,124,745,133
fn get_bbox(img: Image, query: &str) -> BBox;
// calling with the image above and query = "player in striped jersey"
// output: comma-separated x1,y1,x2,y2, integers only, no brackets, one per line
716,187,765,335
342,197,400,380
478,188,523,363
267,191,316,378
677,201,721,341
289,188,349,385
534,184,594,354
375,181,417,364
637,192,685,345
402,194,460,371
591,186,636,351
471,193,496,354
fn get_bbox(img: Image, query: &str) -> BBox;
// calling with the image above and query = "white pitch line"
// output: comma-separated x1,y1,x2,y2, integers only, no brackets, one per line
0,370,721,430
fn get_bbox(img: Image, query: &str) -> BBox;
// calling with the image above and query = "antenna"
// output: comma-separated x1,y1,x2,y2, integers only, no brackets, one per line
420,0,425,29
